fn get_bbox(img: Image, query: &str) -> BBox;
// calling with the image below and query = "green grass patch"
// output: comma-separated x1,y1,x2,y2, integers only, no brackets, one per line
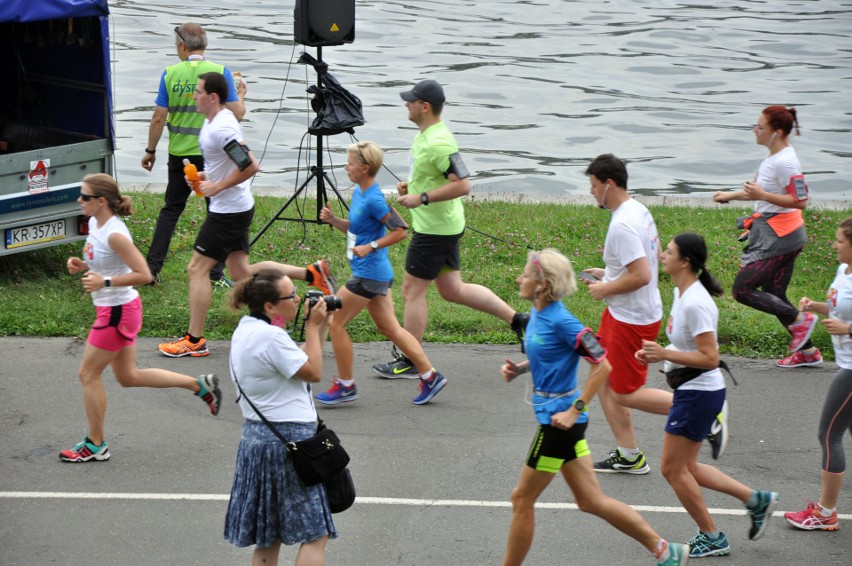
0,194,845,359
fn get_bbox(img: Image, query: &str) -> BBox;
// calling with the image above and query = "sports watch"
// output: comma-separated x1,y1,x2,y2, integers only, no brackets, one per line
421,192,430,205
103,277,112,287
370,240,379,250
573,399,587,413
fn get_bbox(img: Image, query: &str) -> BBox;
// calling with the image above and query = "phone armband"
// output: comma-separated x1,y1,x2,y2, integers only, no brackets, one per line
443,152,470,180
785,174,808,202
382,206,409,231
223,139,253,171
575,327,607,363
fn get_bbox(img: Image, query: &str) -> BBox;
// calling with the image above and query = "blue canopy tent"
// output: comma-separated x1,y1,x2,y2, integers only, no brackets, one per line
1,0,114,150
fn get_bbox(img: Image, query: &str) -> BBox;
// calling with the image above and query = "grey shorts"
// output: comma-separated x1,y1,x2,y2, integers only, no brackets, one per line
345,276,393,299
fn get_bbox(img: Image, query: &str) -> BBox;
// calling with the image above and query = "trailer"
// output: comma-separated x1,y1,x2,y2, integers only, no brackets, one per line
0,0,114,255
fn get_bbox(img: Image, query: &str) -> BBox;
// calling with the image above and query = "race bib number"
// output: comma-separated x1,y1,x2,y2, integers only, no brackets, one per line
346,230,356,260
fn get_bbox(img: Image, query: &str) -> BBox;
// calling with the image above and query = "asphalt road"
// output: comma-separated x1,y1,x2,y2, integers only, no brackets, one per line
1,336,849,565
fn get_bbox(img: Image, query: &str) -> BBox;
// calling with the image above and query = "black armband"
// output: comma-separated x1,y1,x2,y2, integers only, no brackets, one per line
223,139,253,171
443,152,470,179
382,206,409,231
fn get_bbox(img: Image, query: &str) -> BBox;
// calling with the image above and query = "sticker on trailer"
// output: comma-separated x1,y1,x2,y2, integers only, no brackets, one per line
28,160,50,194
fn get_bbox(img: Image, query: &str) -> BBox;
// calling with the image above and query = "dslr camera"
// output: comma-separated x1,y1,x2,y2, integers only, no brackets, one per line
305,290,343,311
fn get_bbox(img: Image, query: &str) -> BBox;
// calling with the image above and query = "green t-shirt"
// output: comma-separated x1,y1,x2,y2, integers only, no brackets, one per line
408,121,466,235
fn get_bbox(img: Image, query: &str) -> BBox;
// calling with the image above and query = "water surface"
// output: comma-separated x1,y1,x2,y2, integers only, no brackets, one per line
110,0,852,201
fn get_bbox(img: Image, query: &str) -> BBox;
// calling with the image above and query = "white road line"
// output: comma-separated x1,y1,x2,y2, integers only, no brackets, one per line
1,492,849,520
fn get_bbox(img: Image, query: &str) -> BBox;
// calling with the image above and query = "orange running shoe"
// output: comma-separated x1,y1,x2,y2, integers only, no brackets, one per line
306,260,337,295
158,334,209,357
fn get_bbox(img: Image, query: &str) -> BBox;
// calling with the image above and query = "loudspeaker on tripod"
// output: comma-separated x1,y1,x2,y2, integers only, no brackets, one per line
294,0,355,47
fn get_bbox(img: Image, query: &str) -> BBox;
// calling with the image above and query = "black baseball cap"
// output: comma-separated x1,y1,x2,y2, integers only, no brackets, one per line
400,79,445,106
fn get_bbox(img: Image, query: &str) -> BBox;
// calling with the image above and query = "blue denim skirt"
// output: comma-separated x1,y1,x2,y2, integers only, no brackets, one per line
224,419,338,548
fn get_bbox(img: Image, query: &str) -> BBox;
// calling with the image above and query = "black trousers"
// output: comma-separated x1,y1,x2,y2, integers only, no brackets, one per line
145,153,225,280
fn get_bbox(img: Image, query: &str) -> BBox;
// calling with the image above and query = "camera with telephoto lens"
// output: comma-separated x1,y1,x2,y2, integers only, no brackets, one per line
305,290,342,311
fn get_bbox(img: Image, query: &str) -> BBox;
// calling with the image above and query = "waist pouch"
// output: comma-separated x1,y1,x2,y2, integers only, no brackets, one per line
665,360,736,389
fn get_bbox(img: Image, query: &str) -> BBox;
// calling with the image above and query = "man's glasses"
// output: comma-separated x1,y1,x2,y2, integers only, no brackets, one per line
275,294,297,303
174,26,187,45
79,193,98,201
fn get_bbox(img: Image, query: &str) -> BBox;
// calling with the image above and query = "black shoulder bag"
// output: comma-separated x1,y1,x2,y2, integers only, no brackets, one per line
231,360,355,513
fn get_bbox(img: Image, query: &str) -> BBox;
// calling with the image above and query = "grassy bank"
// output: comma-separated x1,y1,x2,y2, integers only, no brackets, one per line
0,193,846,359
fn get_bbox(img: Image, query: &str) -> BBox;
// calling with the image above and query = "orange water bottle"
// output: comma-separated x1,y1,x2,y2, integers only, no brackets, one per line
183,159,203,197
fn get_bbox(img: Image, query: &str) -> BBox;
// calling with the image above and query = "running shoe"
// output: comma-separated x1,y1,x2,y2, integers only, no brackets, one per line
510,311,530,353
196,374,222,415
412,371,448,405
315,379,359,405
307,260,337,295
59,437,110,463
658,542,690,566
211,276,235,289
372,345,419,379
777,348,823,368
686,531,730,558
593,448,651,474
784,501,840,531
158,335,209,357
707,400,729,460
747,490,780,540
788,312,818,352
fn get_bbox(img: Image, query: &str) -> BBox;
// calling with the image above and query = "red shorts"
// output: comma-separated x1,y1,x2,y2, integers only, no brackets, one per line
598,307,661,394
87,296,143,352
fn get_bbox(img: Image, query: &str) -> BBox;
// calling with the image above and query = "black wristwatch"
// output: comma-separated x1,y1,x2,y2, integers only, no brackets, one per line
104,277,112,288
848,324,852,338
421,192,430,205
573,399,587,413
144,148,156,154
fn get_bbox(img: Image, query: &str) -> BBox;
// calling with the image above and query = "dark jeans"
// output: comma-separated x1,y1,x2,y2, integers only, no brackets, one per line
146,153,225,280
732,247,812,350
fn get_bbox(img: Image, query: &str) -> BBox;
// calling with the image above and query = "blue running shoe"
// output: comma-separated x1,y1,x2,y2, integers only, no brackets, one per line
316,379,358,405
658,542,690,565
747,490,780,540
412,371,447,405
687,531,730,558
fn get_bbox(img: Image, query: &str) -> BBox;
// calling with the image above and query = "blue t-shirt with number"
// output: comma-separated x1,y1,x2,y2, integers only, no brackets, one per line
348,183,393,282
525,301,586,425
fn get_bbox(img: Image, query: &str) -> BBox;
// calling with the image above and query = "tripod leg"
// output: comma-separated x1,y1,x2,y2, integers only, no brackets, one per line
249,171,318,247
322,171,350,212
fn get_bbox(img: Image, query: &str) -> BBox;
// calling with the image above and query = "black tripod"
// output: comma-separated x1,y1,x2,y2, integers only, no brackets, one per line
250,47,361,247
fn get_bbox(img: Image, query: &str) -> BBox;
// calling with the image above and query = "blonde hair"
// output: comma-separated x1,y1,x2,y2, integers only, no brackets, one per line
348,141,383,177
528,248,577,303
82,173,133,216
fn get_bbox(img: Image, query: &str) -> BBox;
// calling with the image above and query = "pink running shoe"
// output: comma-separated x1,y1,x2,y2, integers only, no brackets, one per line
788,312,818,352
777,348,823,368
784,501,839,531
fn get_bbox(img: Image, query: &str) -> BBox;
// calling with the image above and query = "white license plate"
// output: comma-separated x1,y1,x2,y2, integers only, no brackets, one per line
5,220,66,249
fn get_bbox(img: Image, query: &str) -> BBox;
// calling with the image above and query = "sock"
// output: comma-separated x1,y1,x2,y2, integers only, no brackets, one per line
654,539,669,561
703,530,721,540
817,503,835,516
338,378,355,387
188,334,202,344
420,369,435,381
618,446,641,459
305,268,315,284
746,490,759,509
195,377,207,397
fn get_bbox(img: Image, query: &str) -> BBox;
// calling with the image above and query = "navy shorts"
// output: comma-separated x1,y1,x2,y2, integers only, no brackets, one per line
525,422,590,474
665,388,726,442
345,276,393,299
193,208,254,262
405,231,462,280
